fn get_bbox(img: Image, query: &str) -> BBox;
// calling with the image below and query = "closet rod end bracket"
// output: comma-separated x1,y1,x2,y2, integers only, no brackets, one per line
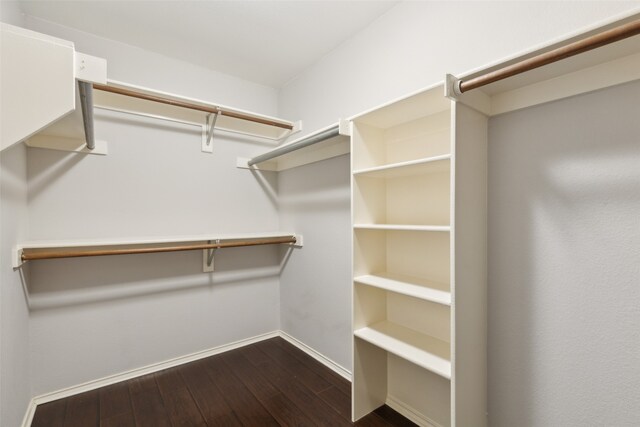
445,74,463,100
292,234,304,248
12,248,25,269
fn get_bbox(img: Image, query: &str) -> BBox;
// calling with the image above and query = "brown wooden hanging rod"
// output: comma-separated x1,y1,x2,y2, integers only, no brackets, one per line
458,18,640,93
20,236,297,262
92,83,294,130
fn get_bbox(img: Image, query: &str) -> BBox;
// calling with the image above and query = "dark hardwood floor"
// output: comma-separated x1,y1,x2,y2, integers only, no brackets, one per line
31,337,417,427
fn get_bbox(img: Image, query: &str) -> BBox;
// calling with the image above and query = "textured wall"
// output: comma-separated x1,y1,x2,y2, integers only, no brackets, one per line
22,19,284,396
1,3,30,426
488,81,640,426
0,143,30,427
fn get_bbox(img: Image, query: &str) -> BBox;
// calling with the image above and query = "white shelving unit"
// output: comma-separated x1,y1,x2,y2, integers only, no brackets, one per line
351,83,488,427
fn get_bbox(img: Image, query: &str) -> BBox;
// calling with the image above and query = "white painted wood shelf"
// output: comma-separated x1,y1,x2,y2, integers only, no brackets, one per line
354,321,451,379
94,80,299,144
354,273,451,306
353,224,450,232
353,154,451,178
0,23,108,154
239,120,350,171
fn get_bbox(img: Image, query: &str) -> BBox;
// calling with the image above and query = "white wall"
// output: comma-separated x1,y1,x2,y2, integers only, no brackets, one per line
21,18,287,396
488,80,640,427
278,154,351,369
276,0,640,424
0,1,23,27
25,16,277,114
1,3,30,427
0,144,30,427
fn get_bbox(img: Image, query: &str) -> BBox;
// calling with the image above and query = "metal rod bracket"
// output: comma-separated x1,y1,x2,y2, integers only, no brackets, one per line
78,81,96,150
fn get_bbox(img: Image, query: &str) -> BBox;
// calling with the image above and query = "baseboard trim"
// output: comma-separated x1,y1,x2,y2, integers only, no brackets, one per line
387,395,442,427
279,331,352,380
23,330,352,426
20,398,37,427
31,330,279,408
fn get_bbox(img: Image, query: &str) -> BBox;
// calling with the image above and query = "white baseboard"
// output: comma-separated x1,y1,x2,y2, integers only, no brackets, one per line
20,399,37,427
279,330,352,381
22,330,351,427
387,394,442,427
30,330,279,409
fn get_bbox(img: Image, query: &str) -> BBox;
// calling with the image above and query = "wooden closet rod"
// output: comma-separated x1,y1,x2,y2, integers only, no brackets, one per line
458,18,640,93
21,236,297,261
92,83,294,130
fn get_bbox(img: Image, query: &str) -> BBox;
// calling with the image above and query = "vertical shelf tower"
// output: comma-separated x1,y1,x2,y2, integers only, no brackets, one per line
351,83,487,427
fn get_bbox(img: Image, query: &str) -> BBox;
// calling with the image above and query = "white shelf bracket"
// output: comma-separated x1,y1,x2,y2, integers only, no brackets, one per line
292,234,304,248
202,112,219,153
203,239,218,272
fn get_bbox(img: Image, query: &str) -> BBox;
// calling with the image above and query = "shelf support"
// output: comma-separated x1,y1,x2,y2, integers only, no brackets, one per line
78,81,96,150
203,239,219,272
202,112,219,153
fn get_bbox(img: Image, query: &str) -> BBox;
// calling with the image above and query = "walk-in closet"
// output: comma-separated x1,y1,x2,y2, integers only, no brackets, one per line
1,2,639,427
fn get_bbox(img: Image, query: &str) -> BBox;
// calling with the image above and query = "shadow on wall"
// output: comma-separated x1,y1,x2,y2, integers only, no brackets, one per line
28,110,281,200
488,81,640,426
20,244,294,311
276,153,351,211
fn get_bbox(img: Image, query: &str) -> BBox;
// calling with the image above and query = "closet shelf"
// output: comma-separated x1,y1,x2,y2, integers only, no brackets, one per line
448,17,640,116
92,81,300,143
1,23,300,155
13,232,301,268
238,120,351,171
354,273,451,306
354,321,451,379
353,154,451,178
353,224,450,232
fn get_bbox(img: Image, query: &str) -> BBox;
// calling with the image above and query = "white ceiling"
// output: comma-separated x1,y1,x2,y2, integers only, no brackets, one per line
19,0,400,88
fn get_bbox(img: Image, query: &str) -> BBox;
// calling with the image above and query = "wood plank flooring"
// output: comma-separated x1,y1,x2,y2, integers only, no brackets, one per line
31,337,417,427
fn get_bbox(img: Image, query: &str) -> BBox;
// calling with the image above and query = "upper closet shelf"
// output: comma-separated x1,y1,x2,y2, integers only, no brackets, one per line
0,23,107,153
92,81,301,144
448,16,640,116
13,232,303,271
0,23,300,156
349,82,450,130
238,119,351,171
